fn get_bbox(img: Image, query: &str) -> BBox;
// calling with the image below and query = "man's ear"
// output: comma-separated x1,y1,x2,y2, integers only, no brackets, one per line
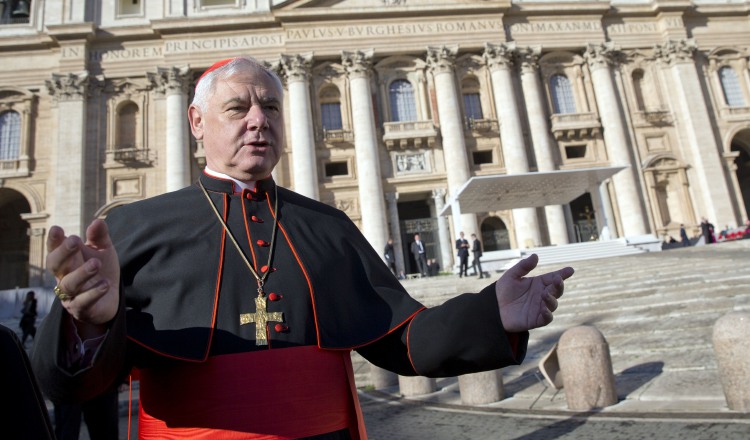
188,105,204,139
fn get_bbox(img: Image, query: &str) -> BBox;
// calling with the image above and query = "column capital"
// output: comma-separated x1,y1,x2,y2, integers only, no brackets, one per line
517,46,542,74
385,192,399,203
484,42,516,72
432,187,447,200
279,53,313,84
45,72,91,102
147,66,191,96
654,39,697,66
342,49,374,80
426,45,458,75
585,42,618,71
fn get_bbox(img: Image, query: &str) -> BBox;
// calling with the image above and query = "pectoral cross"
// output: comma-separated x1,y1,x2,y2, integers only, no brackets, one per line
240,289,284,346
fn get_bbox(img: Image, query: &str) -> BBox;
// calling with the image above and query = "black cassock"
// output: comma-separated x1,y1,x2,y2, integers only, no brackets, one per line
33,173,528,438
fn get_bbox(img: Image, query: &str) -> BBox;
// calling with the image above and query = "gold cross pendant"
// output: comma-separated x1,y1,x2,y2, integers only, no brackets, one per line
240,293,284,346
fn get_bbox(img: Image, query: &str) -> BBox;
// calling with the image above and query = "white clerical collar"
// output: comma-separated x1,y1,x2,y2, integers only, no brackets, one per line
204,167,256,192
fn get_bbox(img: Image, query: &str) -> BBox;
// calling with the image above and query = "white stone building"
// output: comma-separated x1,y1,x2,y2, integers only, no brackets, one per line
0,0,749,288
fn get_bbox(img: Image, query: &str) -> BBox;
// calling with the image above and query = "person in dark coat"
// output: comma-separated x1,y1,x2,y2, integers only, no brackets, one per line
32,56,574,439
679,224,690,247
19,290,37,346
383,237,397,276
455,231,470,277
410,233,429,277
471,233,484,279
700,217,715,244
0,324,54,439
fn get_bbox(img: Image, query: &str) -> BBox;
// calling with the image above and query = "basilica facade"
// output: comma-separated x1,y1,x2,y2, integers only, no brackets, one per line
1,0,749,288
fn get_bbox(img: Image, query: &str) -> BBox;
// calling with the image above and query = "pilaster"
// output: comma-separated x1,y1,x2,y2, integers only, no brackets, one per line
655,39,737,226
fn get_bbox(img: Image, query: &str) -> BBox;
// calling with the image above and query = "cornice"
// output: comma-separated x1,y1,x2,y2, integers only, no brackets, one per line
274,3,508,23
150,14,279,34
45,23,96,41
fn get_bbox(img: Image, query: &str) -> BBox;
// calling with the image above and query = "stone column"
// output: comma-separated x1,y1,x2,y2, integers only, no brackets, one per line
517,48,569,245
655,39,737,227
149,66,191,192
280,53,319,200
485,43,542,248
585,44,648,237
46,72,89,236
342,50,389,254
385,192,405,275
432,188,454,271
426,46,478,238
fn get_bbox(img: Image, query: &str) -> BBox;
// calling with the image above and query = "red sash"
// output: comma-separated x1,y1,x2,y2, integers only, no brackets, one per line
136,346,365,439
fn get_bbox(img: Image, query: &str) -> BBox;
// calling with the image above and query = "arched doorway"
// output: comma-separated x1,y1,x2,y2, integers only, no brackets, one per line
480,217,510,251
0,188,31,289
731,129,750,220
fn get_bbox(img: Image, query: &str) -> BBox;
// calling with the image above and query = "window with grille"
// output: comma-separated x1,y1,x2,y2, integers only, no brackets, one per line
321,103,343,131
389,79,417,122
550,74,576,114
463,93,483,121
0,111,21,161
719,66,746,108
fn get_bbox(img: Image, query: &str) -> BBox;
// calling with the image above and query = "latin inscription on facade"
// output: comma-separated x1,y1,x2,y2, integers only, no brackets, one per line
285,20,503,41
506,21,601,34
61,17,681,63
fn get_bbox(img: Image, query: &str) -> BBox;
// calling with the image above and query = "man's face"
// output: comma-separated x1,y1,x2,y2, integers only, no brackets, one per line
189,65,284,181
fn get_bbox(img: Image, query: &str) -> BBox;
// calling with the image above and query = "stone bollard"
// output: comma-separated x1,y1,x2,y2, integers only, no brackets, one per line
557,325,618,411
458,369,503,405
398,375,436,397
369,364,398,390
712,311,750,412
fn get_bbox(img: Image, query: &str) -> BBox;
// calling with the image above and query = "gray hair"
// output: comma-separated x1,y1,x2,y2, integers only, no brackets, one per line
191,56,284,112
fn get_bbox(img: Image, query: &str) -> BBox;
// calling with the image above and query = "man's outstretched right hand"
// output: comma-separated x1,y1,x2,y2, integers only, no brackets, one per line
46,219,120,339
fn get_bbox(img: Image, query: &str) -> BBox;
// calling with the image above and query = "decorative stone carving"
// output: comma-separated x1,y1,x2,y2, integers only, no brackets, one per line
342,49,374,80
147,66,191,95
654,39,697,65
426,45,458,75
335,198,358,216
395,152,429,173
279,53,313,83
45,72,90,101
483,42,516,71
517,46,542,74
584,42,616,71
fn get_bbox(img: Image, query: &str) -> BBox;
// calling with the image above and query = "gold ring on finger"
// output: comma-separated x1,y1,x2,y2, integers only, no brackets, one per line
54,284,74,302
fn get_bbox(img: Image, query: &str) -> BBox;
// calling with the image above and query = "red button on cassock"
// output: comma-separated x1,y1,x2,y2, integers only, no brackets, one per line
257,239,269,247
274,324,288,333
251,216,263,223
268,293,281,301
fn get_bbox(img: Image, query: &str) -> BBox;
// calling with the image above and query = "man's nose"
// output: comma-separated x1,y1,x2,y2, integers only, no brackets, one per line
246,106,269,131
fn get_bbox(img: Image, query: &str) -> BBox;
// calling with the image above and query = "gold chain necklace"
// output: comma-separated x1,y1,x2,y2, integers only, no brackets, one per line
199,180,283,346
